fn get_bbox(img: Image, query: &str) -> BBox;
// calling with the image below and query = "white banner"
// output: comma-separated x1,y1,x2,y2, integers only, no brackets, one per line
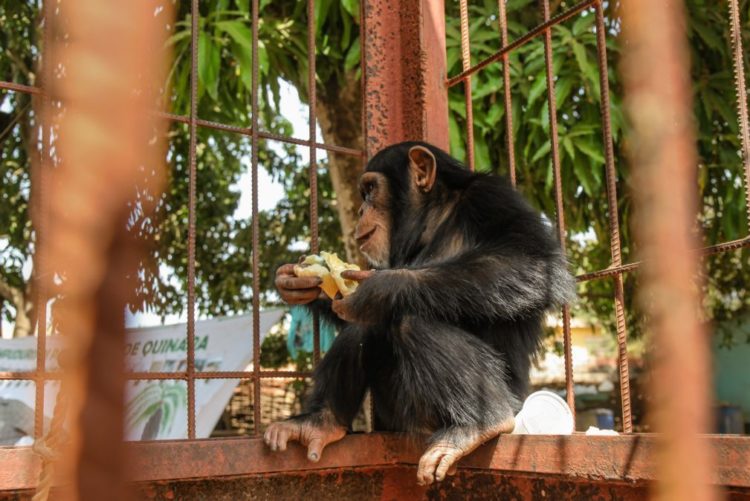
0,310,283,443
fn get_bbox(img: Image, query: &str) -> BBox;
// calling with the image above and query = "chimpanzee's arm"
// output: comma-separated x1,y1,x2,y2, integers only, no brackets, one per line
345,248,574,324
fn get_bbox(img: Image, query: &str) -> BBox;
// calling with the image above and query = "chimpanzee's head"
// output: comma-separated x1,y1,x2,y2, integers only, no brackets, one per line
355,141,472,268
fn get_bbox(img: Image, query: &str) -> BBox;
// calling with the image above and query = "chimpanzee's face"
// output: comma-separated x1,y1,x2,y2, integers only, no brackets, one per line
355,172,391,268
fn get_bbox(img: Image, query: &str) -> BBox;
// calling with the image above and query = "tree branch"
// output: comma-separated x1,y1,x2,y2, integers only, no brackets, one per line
0,275,24,307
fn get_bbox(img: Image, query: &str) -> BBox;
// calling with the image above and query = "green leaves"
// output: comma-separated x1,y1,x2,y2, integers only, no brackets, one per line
198,34,221,100
216,19,252,53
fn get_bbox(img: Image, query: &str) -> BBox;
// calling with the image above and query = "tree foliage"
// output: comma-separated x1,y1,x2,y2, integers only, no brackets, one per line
444,0,750,343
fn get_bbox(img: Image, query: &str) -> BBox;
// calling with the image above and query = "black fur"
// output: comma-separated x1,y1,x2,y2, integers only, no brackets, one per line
302,141,575,436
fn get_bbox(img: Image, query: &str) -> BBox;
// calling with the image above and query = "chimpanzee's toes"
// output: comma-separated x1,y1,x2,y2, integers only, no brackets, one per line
264,421,299,452
417,444,463,485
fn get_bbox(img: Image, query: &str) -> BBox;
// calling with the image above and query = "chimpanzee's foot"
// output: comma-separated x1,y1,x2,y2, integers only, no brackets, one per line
416,417,515,486
263,411,346,463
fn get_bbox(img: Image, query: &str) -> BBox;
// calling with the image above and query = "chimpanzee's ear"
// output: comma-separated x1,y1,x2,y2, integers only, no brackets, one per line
408,145,437,192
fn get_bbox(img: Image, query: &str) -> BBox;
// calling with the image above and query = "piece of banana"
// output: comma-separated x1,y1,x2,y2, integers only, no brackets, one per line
293,252,360,299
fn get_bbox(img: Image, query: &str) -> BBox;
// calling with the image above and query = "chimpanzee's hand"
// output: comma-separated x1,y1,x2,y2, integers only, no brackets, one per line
331,270,375,322
275,263,323,305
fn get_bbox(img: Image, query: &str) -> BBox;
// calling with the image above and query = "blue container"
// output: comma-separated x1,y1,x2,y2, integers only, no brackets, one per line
595,408,615,430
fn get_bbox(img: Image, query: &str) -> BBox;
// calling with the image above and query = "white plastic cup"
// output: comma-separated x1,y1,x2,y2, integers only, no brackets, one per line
512,390,574,435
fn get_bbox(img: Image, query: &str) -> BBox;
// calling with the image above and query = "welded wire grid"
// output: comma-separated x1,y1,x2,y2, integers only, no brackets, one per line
0,0,361,440
2,0,750,443
450,0,750,433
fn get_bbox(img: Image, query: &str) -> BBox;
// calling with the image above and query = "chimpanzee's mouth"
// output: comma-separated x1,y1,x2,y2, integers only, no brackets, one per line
355,227,376,248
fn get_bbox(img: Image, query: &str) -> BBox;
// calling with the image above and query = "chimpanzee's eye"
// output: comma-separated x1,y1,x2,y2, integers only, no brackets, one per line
361,181,375,200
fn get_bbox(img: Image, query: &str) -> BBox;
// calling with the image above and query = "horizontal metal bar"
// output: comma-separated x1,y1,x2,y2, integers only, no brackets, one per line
0,372,54,380
2,434,749,491
0,81,41,95
156,111,363,157
575,236,750,282
124,370,312,380
0,370,312,381
446,0,597,87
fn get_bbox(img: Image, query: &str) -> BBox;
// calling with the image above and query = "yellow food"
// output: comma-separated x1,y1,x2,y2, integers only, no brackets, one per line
321,251,360,297
293,252,360,299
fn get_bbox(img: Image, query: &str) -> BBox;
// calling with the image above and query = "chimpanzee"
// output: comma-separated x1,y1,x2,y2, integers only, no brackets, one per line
266,142,575,485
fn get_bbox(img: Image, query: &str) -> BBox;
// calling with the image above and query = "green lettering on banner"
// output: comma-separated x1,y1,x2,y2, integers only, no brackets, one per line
196,336,208,351
0,349,35,360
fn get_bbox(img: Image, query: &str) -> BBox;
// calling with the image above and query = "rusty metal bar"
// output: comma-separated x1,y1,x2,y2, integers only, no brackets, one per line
31,0,53,441
728,0,750,228
308,0,321,366
4,434,750,492
621,0,717,498
156,111,363,156
0,81,41,94
0,370,314,380
361,0,449,156
185,0,199,441
576,236,750,282
540,0,575,420
458,0,475,170
38,0,171,496
497,0,516,185
590,0,632,433
447,0,596,87
251,0,262,435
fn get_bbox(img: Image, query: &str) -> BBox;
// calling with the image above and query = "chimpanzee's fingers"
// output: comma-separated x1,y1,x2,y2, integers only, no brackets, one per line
306,438,326,462
276,275,322,290
434,452,461,482
276,263,297,277
331,299,346,320
269,426,280,451
281,289,322,304
278,429,290,451
340,270,374,282
447,464,458,476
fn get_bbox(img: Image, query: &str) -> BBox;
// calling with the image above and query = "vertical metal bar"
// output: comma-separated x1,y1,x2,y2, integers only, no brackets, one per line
32,0,53,440
622,0,716,498
728,0,750,228
541,0,574,418
497,0,516,185
458,0,475,170
40,0,170,496
361,0,449,156
251,0,262,435
308,0,321,365
593,0,631,433
186,0,199,440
